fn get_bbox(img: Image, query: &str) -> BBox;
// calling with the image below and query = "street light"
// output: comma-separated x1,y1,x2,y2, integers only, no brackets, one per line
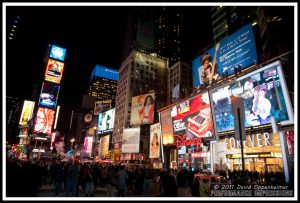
70,138,75,149
93,126,98,160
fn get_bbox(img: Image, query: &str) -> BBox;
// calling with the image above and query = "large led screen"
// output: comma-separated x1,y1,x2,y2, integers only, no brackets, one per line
122,128,140,153
38,81,60,109
150,123,161,159
49,45,66,61
33,107,56,135
192,24,257,87
44,59,64,84
19,100,35,126
160,108,174,145
97,108,115,134
210,60,294,134
130,93,155,125
171,92,214,140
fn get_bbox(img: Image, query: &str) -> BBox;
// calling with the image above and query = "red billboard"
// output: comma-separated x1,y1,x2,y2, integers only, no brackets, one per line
33,107,55,135
44,59,64,84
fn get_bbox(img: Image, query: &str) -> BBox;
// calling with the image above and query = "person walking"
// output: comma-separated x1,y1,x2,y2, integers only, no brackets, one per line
116,165,128,197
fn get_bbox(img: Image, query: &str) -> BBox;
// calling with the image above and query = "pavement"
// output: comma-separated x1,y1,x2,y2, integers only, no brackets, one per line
37,184,192,198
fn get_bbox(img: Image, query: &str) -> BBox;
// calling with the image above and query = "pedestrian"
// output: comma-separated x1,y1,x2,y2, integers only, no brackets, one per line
116,165,128,197
54,163,64,196
66,159,80,197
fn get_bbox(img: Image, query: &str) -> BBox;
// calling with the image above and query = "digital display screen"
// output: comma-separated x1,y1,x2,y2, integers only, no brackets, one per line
171,92,214,139
210,60,294,133
97,108,115,134
19,100,35,126
45,59,64,84
38,81,60,109
192,24,258,87
33,107,56,135
49,45,66,61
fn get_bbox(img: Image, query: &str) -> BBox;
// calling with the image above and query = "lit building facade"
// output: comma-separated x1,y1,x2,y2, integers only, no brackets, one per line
112,50,168,158
6,96,22,144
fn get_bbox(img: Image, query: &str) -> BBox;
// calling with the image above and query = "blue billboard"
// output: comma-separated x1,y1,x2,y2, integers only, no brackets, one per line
50,45,66,61
38,81,60,109
192,24,258,87
210,60,294,134
90,65,119,82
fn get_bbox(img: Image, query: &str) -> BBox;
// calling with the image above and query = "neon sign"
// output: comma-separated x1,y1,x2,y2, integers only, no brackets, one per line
174,134,202,151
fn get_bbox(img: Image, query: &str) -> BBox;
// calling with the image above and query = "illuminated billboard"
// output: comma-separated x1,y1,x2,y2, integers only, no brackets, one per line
44,59,64,84
171,92,214,140
210,60,294,134
19,100,35,126
99,135,110,159
18,127,28,137
122,128,140,153
83,136,93,157
130,93,155,125
94,100,112,115
33,107,56,135
97,108,115,134
38,81,60,109
49,45,66,61
150,123,161,159
192,24,258,87
160,108,174,145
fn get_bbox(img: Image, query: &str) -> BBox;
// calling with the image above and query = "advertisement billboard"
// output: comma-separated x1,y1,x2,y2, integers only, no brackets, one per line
160,108,174,145
18,127,28,137
83,136,93,157
150,123,161,159
130,93,155,125
33,107,56,135
210,60,294,134
99,135,110,159
38,81,60,109
49,45,66,61
44,59,65,84
97,108,115,134
19,100,35,126
192,24,258,87
121,128,140,153
171,92,214,140
94,100,112,115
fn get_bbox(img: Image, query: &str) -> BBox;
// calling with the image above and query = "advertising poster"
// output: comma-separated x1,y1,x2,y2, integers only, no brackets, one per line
97,108,115,134
285,131,294,156
94,100,112,115
18,127,28,137
150,123,161,159
171,92,214,140
172,84,180,102
33,107,56,135
38,81,60,109
130,93,155,125
192,23,258,87
49,45,66,61
121,128,140,153
99,135,110,159
160,108,174,145
19,100,35,126
44,59,65,84
211,60,294,134
83,136,93,157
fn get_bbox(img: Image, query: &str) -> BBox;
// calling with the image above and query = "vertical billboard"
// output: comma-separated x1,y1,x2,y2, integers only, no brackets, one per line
38,81,60,109
192,23,258,87
130,93,155,125
210,60,294,135
97,108,115,134
49,45,66,61
18,127,28,137
171,92,214,139
160,108,174,145
19,100,35,126
33,107,55,135
99,135,110,159
83,136,94,157
150,123,161,159
121,128,140,153
44,59,65,84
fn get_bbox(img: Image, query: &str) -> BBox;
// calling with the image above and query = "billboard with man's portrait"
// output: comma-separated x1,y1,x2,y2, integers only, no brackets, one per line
130,93,155,125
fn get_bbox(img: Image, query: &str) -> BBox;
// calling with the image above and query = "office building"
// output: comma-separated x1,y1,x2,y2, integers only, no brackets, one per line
6,96,22,144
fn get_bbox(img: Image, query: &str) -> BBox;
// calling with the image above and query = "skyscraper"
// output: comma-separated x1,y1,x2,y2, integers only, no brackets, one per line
6,96,22,144
87,65,118,107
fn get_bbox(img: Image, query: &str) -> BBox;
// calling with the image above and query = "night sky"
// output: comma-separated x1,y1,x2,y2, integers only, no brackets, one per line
5,5,212,107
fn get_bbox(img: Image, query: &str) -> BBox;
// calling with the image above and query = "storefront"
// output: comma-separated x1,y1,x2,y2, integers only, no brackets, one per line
213,132,285,173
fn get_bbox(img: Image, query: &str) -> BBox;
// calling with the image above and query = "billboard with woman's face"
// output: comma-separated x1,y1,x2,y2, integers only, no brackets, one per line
150,123,161,159
210,60,294,134
130,93,155,125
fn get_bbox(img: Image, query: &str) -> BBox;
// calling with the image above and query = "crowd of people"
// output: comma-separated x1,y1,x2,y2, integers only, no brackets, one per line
6,157,290,197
